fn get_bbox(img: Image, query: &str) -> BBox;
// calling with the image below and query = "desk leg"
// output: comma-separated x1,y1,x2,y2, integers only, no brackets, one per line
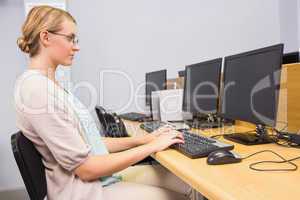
191,189,207,200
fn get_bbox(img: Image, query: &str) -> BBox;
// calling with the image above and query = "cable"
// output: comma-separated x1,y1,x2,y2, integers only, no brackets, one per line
249,161,297,172
288,155,300,162
242,150,300,172
208,120,300,171
273,139,292,148
272,128,300,148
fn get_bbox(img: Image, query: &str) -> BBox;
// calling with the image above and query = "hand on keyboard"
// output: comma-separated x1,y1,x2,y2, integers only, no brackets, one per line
141,125,176,145
161,123,176,129
150,129,184,152
157,125,174,132
153,126,182,139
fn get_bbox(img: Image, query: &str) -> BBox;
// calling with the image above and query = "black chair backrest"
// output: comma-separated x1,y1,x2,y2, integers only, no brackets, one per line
11,131,47,200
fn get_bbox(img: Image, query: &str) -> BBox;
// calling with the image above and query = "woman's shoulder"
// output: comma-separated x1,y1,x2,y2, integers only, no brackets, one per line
16,70,48,91
14,70,56,108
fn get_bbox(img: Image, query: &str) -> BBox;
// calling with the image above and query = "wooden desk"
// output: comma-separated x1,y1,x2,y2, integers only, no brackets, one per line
124,120,300,200
285,63,300,132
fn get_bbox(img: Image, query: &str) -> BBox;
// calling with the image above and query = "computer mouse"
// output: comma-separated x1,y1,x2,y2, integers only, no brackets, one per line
207,150,242,165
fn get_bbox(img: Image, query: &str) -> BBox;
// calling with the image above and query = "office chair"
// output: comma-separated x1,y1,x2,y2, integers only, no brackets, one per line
11,131,47,200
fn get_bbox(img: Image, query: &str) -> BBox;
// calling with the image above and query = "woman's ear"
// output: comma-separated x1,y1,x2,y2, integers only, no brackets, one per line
39,31,50,47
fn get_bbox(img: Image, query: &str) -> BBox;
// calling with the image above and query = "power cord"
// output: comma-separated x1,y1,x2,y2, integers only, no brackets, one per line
208,121,300,171
272,127,300,148
242,150,300,172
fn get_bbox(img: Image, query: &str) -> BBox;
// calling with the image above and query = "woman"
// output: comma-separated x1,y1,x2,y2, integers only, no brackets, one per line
14,6,190,200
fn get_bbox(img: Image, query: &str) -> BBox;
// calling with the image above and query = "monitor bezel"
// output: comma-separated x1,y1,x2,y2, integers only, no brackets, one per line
221,43,284,127
145,69,167,106
182,58,223,114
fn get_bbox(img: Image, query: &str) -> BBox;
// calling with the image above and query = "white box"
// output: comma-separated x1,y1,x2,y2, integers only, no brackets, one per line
158,89,193,122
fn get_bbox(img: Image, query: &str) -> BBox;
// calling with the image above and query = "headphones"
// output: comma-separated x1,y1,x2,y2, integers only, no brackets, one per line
95,106,129,137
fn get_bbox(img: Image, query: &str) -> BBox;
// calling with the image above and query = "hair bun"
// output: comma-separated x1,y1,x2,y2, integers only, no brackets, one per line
17,37,30,53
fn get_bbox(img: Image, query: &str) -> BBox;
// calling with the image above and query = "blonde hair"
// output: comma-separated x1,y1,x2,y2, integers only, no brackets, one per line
17,5,76,57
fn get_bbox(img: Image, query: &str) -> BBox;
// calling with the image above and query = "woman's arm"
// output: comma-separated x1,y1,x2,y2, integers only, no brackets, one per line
102,136,149,153
102,126,173,153
74,130,183,182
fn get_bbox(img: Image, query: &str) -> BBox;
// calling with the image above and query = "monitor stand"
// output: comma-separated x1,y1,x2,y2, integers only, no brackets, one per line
185,113,234,129
224,124,275,145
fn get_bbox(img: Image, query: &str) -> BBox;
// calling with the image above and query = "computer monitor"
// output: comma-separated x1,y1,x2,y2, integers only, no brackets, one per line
145,69,167,106
282,51,299,64
222,44,284,145
182,58,222,115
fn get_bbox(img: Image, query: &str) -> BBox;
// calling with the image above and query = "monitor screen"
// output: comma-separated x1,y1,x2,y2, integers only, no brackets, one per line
145,69,167,106
182,58,222,114
222,44,283,127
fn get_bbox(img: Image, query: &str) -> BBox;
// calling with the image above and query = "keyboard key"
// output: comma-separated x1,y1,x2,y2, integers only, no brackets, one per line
171,131,234,159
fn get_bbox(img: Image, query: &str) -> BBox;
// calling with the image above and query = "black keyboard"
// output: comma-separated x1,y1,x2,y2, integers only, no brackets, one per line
118,112,147,121
172,131,234,159
140,121,167,133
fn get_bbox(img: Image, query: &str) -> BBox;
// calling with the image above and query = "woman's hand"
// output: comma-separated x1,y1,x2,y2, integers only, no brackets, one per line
140,125,175,144
152,125,174,137
149,129,184,152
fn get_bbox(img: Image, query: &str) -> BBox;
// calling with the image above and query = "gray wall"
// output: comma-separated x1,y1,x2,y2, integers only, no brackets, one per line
299,0,300,49
279,0,299,53
0,0,298,192
69,0,282,115
0,0,28,191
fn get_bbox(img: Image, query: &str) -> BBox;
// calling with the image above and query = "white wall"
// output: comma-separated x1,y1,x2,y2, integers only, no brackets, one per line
0,0,28,191
298,0,300,49
69,0,281,115
279,0,299,53
0,0,298,191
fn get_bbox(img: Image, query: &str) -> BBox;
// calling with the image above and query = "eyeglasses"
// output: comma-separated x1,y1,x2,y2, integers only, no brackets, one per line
47,30,79,45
